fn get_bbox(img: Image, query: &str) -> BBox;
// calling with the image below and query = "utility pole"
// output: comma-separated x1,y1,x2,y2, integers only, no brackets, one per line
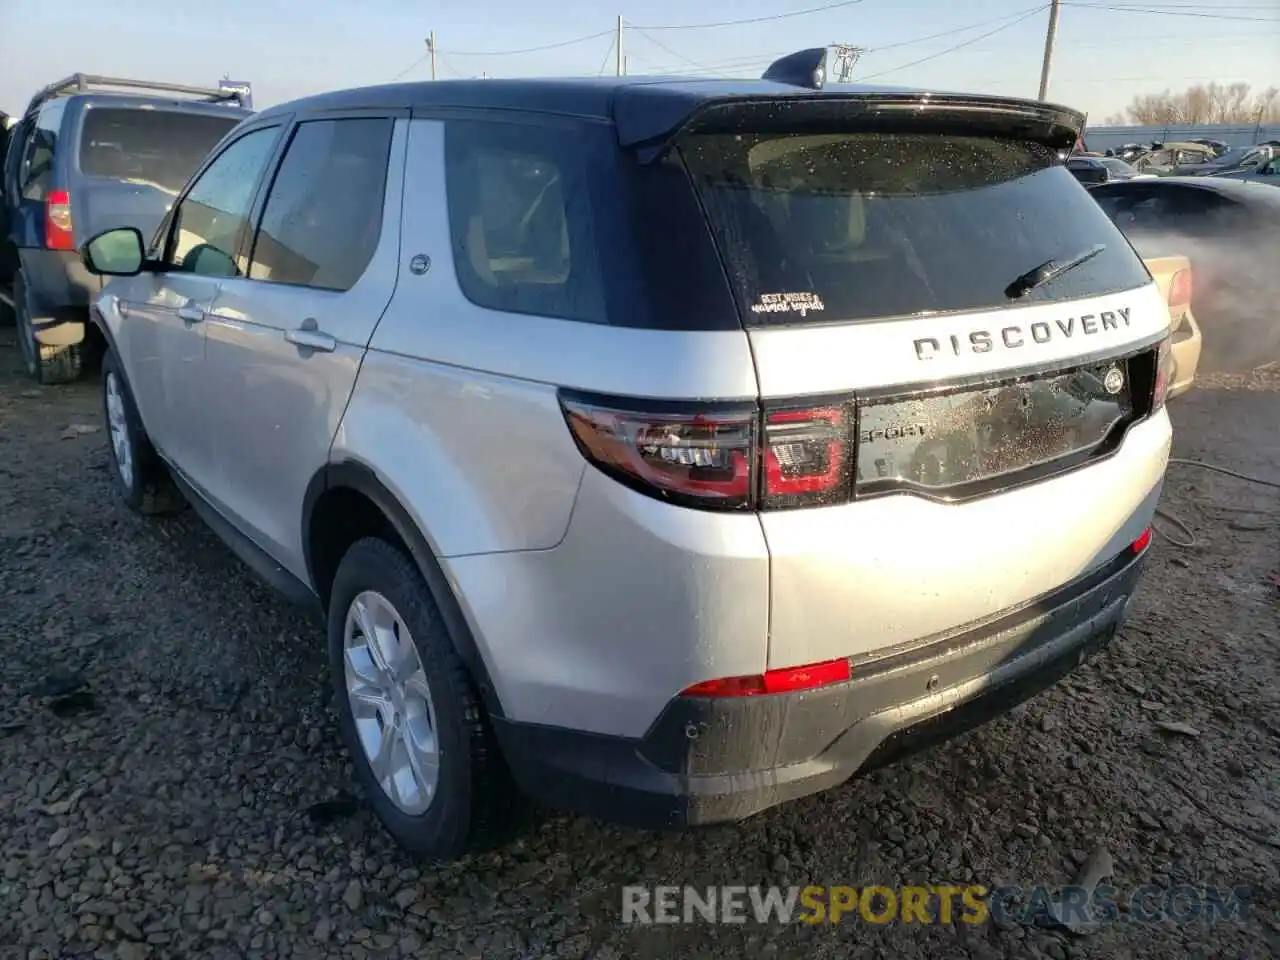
1037,0,1061,101
616,15,624,77
427,32,437,81
828,44,865,83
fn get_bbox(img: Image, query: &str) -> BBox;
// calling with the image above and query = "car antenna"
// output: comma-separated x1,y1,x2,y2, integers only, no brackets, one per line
762,48,829,90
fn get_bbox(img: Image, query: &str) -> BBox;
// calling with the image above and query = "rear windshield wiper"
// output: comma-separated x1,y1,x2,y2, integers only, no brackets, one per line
1005,244,1107,299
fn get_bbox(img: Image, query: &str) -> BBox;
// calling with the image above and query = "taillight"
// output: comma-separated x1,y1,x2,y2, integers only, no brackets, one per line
1131,527,1152,554
762,402,854,509
559,393,756,510
45,190,74,251
1168,269,1192,310
680,657,852,697
559,391,855,511
1151,336,1176,411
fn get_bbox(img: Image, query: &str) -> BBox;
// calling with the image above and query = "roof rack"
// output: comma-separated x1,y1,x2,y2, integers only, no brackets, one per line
23,74,247,117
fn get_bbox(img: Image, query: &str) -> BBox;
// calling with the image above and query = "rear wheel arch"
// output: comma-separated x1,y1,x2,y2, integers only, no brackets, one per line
303,462,504,718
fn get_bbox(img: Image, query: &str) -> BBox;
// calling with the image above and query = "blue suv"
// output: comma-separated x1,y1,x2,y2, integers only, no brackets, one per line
0,74,250,383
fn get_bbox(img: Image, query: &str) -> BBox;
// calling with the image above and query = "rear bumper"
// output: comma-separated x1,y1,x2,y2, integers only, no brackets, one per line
18,248,100,334
494,545,1147,828
1168,309,1201,399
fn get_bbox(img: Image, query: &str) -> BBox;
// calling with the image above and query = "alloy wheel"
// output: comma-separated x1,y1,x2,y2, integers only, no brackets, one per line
342,590,441,815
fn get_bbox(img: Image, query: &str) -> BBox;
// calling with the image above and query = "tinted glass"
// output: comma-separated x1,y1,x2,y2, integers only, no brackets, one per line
168,126,279,276
79,109,239,194
678,132,1151,326
249,118,393,291
445,120,605,324
856,358,1139,500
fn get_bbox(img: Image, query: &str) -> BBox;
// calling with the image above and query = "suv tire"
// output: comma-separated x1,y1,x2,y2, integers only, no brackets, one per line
328,537,515,860
16,271,84,385
101,348,184,514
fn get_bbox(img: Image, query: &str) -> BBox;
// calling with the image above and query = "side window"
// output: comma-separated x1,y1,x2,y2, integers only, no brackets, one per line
19,102,64,201
248,117,394,291
444,119,605,323
166,126,279,277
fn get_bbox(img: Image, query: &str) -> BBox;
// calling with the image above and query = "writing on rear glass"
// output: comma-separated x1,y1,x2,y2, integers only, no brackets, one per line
751,292,826,317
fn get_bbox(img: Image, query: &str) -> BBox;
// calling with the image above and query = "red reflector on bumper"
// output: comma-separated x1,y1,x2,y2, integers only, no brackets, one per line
1131,527,1152,554
681,657,852,698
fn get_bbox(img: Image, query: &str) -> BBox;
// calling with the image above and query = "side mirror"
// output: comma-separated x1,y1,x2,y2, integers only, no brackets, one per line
81,227,145,277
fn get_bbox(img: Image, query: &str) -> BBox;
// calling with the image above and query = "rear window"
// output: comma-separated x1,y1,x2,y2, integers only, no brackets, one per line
677,132,1152,326
79,108,240,194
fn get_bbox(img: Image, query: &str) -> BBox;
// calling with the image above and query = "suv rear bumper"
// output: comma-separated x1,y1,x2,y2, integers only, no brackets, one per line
493,546,1146,828
18,248,101,335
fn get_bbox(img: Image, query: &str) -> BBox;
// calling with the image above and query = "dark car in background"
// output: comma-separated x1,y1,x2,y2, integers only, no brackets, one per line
1066,155,1152,186
1180,144,1275,178
0,74,250,383
1090,177,1280,374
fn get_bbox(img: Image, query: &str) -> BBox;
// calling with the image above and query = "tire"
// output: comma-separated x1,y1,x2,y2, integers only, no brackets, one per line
15,271,83,385
100,348,184,515
328,537,516,860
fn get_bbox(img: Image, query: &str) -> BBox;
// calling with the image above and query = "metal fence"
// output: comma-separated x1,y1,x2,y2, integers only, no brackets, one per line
1084,123,1280,153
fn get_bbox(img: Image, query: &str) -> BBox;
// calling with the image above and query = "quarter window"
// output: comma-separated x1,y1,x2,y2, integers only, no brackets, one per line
444,120,605,323
248,118,394,291
166,126,279,277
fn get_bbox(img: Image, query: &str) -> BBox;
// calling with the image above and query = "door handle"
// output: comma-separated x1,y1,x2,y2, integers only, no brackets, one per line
284,325,337,353
177,302,205,324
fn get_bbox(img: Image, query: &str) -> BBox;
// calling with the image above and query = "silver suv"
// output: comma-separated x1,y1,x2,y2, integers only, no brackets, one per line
80,52,1175,860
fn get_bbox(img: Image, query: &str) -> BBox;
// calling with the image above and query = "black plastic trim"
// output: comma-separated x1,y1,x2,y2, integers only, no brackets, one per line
169,470,323,618
492,548,1145,828
301,462,506,718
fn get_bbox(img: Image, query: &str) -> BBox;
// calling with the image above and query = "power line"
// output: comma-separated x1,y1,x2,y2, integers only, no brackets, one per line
389,55,430,82
442,30,613,57
1062,2,1280,21
625,24,716,72
596,36,617,77
858,6,1050,81
629,0,871,32
626,7,1068,76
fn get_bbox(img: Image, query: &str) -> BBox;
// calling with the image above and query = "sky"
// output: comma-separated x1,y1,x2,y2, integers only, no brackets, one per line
2,0,1277,123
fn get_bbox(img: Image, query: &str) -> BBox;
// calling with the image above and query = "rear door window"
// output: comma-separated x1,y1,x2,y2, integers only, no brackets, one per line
79,108,241,194
677,131,1151,326
248,117,394,291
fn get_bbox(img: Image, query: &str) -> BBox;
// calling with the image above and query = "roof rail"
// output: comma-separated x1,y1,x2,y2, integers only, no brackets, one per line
23,74,247,116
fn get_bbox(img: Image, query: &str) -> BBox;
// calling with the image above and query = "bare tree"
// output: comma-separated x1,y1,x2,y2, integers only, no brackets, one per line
1115,83,1280,125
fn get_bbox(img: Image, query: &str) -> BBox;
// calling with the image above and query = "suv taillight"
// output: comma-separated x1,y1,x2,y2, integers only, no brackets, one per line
559,394,757,509
45,190,74,251
560,391,854,511
1152,336,1176,411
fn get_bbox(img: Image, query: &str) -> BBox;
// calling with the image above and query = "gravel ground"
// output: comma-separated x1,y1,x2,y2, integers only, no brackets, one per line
0,329,1277,960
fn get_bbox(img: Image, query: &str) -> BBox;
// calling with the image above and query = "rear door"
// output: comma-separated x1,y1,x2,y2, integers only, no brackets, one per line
675,116,1170,667
71,104,244,245
11,102,64,251
198,113,404,578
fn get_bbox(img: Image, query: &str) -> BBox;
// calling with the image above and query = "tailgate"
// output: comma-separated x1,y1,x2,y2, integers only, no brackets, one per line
74,179,175,247
671,104,1176,668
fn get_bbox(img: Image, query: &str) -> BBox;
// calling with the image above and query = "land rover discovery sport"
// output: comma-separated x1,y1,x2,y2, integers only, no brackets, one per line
80,52,1175,859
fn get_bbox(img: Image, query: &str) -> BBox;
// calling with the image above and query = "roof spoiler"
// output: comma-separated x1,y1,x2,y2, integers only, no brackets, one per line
761,48,829,90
